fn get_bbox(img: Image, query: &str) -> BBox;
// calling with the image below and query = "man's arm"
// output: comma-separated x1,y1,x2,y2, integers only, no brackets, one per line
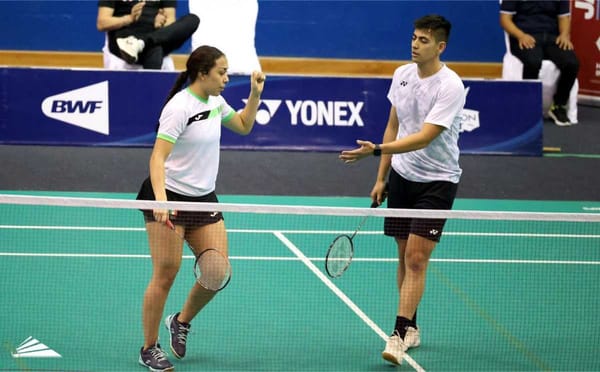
556,14,574,50
499,12,535,49
339,109,444,163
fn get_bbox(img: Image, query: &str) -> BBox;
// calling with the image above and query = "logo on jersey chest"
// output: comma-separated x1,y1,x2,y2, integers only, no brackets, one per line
187,110,211,126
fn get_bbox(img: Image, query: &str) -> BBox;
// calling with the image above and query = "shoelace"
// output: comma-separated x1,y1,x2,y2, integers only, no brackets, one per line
149,346,168,362
176,322,190,345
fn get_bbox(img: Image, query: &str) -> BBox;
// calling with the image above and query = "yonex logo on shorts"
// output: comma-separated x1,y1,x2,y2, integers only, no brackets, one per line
243,98,365,127
41,81,109,135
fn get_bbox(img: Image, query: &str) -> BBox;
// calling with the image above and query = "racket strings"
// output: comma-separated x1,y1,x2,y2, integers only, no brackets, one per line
166,221,232,291
194,249,232,291
325,235,353,278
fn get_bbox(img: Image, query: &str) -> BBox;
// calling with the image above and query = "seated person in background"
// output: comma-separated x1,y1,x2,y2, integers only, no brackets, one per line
500,0,579,126
97,0,199,69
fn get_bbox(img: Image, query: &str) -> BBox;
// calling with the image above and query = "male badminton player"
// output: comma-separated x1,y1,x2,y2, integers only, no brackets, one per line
339,14,465,366
136,46,265,371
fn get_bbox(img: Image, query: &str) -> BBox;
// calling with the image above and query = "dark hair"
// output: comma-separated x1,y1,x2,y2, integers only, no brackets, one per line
414,14,451,43
164,45,225,104
155,46,225,131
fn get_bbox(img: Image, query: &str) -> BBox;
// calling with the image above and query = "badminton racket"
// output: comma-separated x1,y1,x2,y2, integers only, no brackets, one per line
325,199,381,278
166,219,231,291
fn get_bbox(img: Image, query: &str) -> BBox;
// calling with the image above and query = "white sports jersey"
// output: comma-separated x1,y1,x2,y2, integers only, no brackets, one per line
387,63,465,183
157,88,235,196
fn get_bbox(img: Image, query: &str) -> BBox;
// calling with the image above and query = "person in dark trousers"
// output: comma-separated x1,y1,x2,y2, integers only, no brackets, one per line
97,0,199,69
500,0,580,126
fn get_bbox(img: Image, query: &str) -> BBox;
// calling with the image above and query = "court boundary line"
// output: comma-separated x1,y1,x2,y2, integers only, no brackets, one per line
1,252,599,266
272,231,426,372
1,225,599,240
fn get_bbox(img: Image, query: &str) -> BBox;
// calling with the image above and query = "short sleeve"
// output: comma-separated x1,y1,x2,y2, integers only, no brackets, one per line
424,79,465,129
156,101,187,143
558,0,571,16
500,0,517,13
98,1,115,8
220,98,236,123
161,0,177,8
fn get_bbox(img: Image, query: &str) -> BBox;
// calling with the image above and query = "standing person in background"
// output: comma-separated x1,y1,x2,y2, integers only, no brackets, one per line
339,15,465,366
136,45,265,371
97,0,199,69
500,0,579,126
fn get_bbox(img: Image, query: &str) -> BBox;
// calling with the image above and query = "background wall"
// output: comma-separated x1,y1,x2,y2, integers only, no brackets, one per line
0,0,505,62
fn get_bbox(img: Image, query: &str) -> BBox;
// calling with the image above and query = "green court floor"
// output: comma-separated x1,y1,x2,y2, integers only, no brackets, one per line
1,192,599,371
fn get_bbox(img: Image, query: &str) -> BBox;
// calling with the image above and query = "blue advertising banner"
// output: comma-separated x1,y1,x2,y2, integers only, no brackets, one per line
0,67,542,155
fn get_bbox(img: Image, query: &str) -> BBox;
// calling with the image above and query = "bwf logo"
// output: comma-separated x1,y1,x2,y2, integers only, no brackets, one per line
243,98,364,127
41,81,109,135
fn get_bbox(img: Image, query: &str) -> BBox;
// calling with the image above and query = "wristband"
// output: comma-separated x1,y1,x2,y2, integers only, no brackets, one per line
373,144,381,157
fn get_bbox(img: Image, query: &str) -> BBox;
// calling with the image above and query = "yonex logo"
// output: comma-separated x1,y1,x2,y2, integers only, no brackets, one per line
244,99,364,127
400,81,408,86
11,337,61,358
429,229,439,236
41,81,109,135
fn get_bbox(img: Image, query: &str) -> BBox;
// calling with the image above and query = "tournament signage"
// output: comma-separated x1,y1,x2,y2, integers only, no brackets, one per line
0,67,542,155
571,0,600,100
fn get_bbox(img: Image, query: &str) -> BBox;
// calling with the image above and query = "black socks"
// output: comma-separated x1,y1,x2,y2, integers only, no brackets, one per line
394,310,417,339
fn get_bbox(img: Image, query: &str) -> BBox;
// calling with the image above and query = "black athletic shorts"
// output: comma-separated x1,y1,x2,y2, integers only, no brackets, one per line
136,177,224,229
383,169,458,242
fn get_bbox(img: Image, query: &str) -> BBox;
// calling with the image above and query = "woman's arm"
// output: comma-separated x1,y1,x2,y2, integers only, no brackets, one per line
149,138,174,223
222,71,266,135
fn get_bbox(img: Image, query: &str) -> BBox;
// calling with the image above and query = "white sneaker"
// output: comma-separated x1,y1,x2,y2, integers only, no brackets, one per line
116,36,144,63
404,326,421,349
381,330,408,366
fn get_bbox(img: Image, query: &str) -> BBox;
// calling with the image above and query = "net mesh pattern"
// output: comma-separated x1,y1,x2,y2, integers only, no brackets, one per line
1,194,598,371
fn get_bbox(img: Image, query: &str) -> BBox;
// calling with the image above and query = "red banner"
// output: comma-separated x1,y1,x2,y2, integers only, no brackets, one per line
571,0,600,99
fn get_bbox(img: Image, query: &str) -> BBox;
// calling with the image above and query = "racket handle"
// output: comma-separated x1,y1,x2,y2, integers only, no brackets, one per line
370,200,379,208
166,219,175,230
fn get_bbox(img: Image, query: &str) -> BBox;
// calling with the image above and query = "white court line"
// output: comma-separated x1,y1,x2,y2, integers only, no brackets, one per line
0,252,598,266
1,225,599,239
272,231,425,372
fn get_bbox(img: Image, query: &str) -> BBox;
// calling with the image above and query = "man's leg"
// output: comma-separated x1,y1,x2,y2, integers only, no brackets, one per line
397,233,436,336
146,14,200,56
544,43,579,106
383,233,435,365
509,36,544,79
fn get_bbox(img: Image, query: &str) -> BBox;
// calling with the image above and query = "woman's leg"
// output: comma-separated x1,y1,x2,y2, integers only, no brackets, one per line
142,221,184,349
178,219,228,323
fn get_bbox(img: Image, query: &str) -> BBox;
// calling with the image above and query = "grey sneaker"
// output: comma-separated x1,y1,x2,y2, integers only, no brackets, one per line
138,344,173,372
165,313,191,359
548,104,570,126
116,36,144,63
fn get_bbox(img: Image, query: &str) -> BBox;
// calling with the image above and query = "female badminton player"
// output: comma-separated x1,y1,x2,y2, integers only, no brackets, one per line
136,45,265,371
